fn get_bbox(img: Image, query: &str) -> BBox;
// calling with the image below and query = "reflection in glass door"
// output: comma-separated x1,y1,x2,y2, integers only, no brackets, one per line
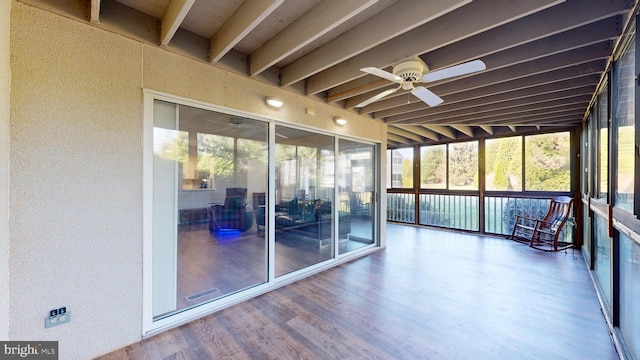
338,139,375,254
152,100,268,319
274,126,335,276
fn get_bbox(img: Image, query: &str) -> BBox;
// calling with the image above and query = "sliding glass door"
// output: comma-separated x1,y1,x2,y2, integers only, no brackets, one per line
152,100,268,319
274,126,335,276
338,139,376,254
146,94,380,331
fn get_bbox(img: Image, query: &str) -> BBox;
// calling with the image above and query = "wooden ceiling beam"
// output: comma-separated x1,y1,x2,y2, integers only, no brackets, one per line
306,0,563,94
160,0,195,46
90,0,101,24
209,0,284,63
387,133,412,145
392,125,440,142
387,87,594,123
484,113,584,126
327,78,391,103
423,125,456,139
457,109,585,126
451,125,474,137
378,74,599,119
403,102,587,126
421,2,626,71
281,0,470,86
388,126,427,142
427,42,610,93
249,0,376,76
346,16,619,111
479,126,494,135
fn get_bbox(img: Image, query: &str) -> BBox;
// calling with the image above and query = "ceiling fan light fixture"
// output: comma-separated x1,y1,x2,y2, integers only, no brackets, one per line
334,117,347,126
266,97,283,108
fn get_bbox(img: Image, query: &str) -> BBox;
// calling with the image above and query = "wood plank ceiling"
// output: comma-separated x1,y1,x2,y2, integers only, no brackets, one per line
22,0,637,147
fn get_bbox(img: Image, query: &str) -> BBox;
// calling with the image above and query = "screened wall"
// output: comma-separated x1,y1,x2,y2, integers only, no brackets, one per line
386,131,575,241
581,21,639,360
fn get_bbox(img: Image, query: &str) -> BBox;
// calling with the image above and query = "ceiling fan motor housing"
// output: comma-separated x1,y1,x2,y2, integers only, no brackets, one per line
393,60,425,89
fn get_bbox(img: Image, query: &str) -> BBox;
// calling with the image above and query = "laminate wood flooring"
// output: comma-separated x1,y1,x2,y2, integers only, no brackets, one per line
98,224,618,359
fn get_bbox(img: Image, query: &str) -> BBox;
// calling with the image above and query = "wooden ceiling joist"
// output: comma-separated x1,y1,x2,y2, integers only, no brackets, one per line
160,0,195,46
423,125,456,139
392,125,440,142
377,75,599,120
451,125,474,137
479,125,494,135
280,0,470,86
90,0,101,24
209,0,284,63
388,126,428,142
305,0,562,94
249,0,377,76
387,133,412,145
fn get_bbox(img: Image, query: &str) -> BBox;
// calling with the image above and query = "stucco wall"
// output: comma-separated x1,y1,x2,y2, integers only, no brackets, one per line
0,0,11,340
10,3,384,359
142,45,380,137
10,4,144,358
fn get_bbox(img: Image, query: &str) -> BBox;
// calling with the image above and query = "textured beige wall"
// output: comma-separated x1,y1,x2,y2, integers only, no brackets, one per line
10,3,143,358
10,2,384,359
143,46,382,139
0,0,11,340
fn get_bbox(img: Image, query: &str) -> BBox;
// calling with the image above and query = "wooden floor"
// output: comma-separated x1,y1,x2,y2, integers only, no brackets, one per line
98,224,618,359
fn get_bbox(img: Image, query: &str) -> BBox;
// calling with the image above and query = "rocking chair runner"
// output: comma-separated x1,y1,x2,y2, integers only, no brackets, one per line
509,196,574,252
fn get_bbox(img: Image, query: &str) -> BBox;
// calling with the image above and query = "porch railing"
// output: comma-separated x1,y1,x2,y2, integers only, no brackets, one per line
387,192,574,243
418,193,479,231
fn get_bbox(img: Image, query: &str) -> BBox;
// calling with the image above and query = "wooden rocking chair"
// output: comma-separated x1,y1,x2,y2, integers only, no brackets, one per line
509,196,574,252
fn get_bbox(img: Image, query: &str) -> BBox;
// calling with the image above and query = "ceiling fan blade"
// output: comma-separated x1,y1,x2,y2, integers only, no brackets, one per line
412,86,443,107
355,87,400,108
421,60,486,82
360,67,403,83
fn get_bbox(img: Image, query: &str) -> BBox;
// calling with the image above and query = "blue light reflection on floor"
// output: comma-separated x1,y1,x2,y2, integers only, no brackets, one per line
215,229,242,241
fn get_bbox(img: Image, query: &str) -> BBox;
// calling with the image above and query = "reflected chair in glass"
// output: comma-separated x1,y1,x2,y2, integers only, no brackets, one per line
209,187,253,232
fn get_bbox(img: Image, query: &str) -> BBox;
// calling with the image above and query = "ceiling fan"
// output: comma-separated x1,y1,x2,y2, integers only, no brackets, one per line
355,59,486,108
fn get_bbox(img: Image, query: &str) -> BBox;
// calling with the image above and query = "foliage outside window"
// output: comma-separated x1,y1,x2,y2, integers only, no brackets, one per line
389,148,413,188
194,133,234,189
420,145,446,189
582,123,591,196
615,36,635,212
485,137,522,191
524,132,570,191
448,141,478,190
598,81,609,200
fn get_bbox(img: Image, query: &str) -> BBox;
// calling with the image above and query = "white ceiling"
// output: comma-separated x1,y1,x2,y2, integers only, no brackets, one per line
21,0,637,146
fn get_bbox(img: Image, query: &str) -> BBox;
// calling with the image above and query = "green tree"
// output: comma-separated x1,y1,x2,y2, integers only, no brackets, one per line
421,146,446,188
198,133,234,178
525,133,570,191
486,137,521,191
449,142,478,189
402,158,413,188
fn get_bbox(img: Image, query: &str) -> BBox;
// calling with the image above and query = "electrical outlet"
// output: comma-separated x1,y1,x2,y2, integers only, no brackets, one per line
45,307,70,328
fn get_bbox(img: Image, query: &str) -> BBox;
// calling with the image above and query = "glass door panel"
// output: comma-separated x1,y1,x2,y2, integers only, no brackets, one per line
274,126,334,276
152,101,268,319
338,140,375,254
